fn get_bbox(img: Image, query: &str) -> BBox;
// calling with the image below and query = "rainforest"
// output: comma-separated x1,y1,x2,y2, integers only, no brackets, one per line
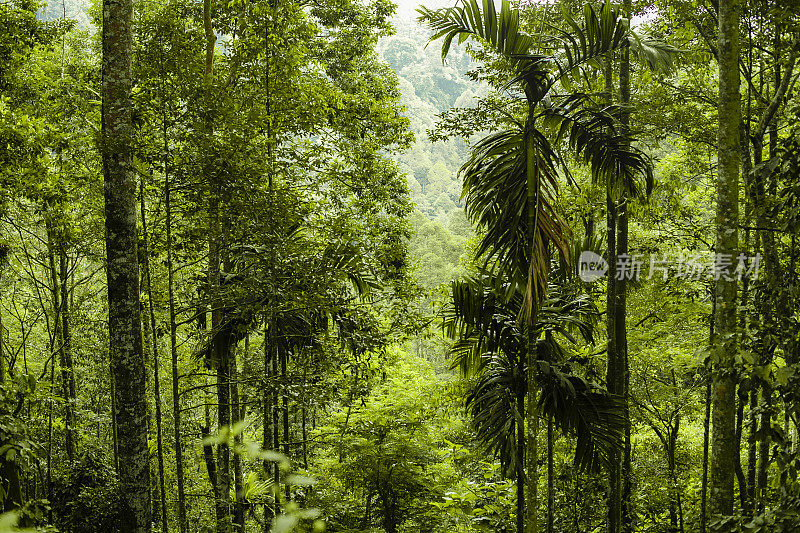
0,0,798,532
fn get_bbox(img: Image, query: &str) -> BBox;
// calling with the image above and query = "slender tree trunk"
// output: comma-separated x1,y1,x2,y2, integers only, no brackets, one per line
47,348,55,523
618,6,633,527
665,415,683,533
667,435,677,532
272,333,280,493
59,250,77,461
201,1,231,527
710,0,741,517
214,324,232,531
165,123,188,533
604,52,622,533
734,385,749,512
203,404,219,501
141,179,168,533
46,222,73,464
701,365,711,533
523,110,541,533
546,417,554,533
102,0,151,527
516,383,526,533
262,320,275,531
280,345,290,499
302,366,308,471
231,345,245,533
755,385,771,511
526,376,538,533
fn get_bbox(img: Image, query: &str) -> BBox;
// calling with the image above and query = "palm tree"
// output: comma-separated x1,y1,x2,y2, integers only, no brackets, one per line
419,1,672,530
443,272,624,531
419,0,665,309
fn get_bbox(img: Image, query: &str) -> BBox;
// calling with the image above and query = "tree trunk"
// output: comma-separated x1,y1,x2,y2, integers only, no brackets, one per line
516,381,526,533
525,375,538,533
46,221,73,464
280,344,290,499
59,250,77,461
618,5,633,527
302,367,308,471
603,50,623,533
522,75,544,531
546,417,554,533
141,179,168,533
202,0,231,526
666,416,682,533
710,0,741,517
701,373,711,533
701,285,713,533
231,344,245,533
734,385,749,512
203,405,219,502
214,323,232,531
102,0,151,527
165,126,188,533
262,320,276,531
746,387,757,509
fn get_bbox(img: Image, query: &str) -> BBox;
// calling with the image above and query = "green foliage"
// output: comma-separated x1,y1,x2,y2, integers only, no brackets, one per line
443,272,623,476
50,450,126,533
0,1,798,532
431,461,515,531
311,351,462,533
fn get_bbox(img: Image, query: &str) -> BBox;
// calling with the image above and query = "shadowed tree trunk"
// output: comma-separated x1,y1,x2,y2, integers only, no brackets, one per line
140,179,168,533
200,0,232,528
59,249,77,461
618,3,633,529
280,343,290,499
231,343,245,532
604,51,623,533
517,372,526,533
45,221,74,464
546,417,554,533
734,385,749,511
263,319,276,531
0,263,23,516
165,117,188,532
102,0,151,528
710,0,741,517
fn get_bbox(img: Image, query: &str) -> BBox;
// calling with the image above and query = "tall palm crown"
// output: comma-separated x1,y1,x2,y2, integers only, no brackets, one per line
419,0,669,320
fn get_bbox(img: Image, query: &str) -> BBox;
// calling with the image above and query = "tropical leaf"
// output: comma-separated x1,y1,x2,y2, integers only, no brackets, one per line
443,273,618,475
418,0,535,62
541,99,654,197
538,372,625,473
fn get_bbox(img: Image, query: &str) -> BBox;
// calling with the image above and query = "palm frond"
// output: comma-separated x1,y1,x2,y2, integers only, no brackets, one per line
541,99,653,197
417,0,536,62
466,351,523,477
554,1,630,82
460,129,570,289
537,371,625,473
321,241,380,296
626,31,679,73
